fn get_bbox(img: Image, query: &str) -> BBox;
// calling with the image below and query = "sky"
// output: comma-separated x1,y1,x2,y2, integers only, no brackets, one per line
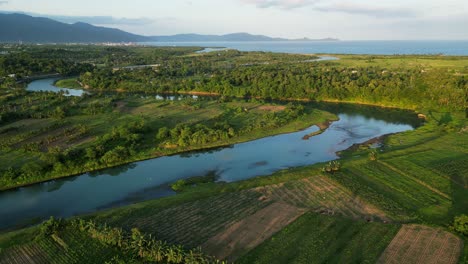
0,0,467,40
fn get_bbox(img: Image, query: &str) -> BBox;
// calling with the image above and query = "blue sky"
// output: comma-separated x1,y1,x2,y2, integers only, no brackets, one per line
1,0,467,40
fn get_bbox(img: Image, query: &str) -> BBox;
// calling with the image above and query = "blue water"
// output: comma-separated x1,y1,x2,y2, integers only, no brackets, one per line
144,40,468,55
26,78,85,97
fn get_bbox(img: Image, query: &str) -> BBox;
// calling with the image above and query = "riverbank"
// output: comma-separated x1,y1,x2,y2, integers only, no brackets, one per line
0,103,338,191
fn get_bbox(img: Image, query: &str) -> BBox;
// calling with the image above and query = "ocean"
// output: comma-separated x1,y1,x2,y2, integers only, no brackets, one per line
144,40,468,55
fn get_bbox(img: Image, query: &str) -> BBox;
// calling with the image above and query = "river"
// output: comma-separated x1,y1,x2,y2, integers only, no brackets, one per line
0,78,424,230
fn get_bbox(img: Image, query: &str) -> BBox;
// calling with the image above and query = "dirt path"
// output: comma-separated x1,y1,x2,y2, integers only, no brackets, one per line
377,224,462,264
201,202,305,262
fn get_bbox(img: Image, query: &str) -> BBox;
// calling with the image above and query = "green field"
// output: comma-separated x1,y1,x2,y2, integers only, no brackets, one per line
237,213,401,264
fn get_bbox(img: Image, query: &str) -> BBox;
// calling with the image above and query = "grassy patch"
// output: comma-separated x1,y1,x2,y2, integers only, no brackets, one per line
54,78,82,89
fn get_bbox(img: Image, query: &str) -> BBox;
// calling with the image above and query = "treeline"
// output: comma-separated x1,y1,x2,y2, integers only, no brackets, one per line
2,120,147,181
80,62,468,111
0,52,94,78
156,104,305,148
38,217,223,263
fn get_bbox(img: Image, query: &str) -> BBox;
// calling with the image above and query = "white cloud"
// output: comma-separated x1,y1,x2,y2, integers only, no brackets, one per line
240,0,317,9
315,2,417,18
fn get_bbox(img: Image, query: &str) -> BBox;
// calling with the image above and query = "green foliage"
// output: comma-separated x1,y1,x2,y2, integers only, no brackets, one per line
170,171,218,192
451,215,468,236
38,216,65,238
322,161,341,173
70,218,222,263
369,150,378,161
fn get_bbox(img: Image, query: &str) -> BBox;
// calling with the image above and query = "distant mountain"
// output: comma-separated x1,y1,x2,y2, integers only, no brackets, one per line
0,13,148,43
148,33,339,42
0,13,339,43
149,33,286,42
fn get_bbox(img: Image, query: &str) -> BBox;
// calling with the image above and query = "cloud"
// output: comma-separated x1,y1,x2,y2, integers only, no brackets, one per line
0,11,154,26
0,1,8,5
48,15,154,26
241,0,417,18
315,3,417,18
241,0,317,9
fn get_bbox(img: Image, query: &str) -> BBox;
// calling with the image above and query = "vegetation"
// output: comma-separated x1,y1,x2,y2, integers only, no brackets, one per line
0,90,334,189
0,45,467,263
54,78,82,89
452,215,468,236
76,54,468,111
171,171,219,192
0,217,221,263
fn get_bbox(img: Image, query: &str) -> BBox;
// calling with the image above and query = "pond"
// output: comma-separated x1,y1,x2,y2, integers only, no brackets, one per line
0,95,421,230
26,78,86,97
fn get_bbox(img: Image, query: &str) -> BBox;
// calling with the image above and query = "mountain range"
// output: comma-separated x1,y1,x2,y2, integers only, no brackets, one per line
0,13,339,43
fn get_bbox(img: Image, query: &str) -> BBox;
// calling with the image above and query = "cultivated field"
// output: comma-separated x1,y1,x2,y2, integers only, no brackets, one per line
104,190,272,249
0,230,137,264
377,224,463,264
202,202,305,261
237,212,401,264
255,176,389,221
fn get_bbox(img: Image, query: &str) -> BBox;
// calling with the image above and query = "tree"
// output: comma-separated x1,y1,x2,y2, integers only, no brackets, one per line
52,106,65,119
451,214,468,236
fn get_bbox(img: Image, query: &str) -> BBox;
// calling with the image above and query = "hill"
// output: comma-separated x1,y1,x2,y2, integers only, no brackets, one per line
0,13,148,43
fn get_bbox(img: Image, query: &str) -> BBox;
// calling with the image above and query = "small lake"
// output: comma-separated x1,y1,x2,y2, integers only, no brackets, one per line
0,81,421,229
26,78,86,97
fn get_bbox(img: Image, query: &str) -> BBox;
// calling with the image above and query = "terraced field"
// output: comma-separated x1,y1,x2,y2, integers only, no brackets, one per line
377,224,463,264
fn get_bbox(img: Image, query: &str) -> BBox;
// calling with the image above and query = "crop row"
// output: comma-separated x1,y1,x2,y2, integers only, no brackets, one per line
0,244,49,264
342,161,451,220
237,212,401,264
123,190,271,248
256,175,386,221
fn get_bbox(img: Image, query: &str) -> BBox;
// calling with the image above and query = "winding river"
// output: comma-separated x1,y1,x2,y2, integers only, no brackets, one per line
0,79,421,230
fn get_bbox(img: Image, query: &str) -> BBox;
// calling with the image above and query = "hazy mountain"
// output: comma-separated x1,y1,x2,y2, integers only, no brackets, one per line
0,13,148,43
148,33,339,42
0,13,339,43
149,33,286,42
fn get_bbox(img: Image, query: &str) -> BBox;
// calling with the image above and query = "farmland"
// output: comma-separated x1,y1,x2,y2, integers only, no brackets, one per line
237,212,401,264
377,224,462,264
0,45,467,263
0,227,139,264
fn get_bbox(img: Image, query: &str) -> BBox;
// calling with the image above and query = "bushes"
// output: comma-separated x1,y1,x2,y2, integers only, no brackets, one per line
37,217,66,238
451,215,468,236
156,123,235,148
70,218,223,263
322,161,341,173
